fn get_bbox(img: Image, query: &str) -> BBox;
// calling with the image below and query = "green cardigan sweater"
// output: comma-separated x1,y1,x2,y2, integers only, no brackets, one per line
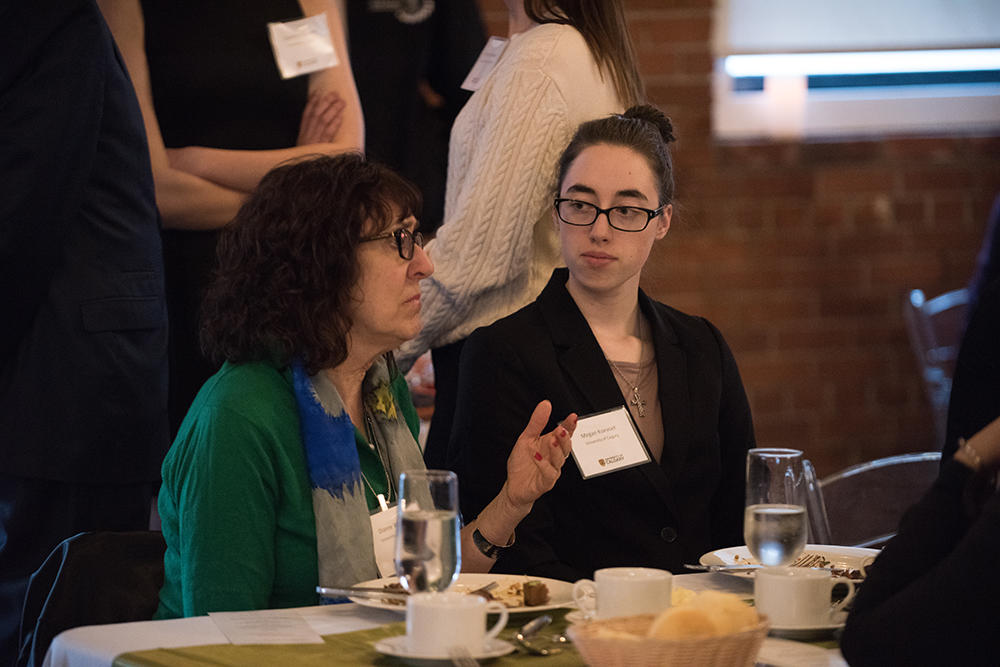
155,361,419,618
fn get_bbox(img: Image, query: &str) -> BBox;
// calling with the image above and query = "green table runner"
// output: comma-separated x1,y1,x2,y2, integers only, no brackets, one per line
114,613,582,666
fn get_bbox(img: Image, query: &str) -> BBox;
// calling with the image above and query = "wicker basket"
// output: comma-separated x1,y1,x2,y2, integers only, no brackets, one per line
566,613,770,667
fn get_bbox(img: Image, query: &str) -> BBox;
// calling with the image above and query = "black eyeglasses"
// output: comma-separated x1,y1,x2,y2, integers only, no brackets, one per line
554,198,664,232
360,227,425,260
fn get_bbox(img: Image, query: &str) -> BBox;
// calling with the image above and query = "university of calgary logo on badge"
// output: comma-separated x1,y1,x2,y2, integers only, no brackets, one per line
598,458,606,467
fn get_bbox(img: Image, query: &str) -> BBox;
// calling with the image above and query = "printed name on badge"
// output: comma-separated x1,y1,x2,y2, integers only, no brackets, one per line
268,13,339,80
370,500,398,577
570,406,651,479
461,36,508,92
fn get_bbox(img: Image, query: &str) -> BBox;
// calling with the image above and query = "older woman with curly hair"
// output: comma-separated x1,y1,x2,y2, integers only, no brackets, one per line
154,154,577,619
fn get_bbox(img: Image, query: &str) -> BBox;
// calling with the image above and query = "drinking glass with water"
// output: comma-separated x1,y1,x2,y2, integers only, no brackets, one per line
744,448,808,567
395,469,461,592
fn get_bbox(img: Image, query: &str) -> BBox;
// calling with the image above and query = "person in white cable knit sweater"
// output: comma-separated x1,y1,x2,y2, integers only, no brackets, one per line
397,0,644,468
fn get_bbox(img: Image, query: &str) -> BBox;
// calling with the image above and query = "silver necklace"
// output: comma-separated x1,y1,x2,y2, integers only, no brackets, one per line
607,357,650,417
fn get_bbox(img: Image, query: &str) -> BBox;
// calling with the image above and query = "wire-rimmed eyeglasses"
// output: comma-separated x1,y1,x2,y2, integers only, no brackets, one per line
554,198,664,232
359,227,425,260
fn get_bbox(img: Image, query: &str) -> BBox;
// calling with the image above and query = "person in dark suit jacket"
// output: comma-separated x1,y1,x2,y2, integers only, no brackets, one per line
448,106,755,581
0,1,169,661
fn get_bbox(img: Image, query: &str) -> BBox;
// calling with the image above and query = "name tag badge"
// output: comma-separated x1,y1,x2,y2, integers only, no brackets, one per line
369,494,398,578
267,13,339,80
460,36,508,91
571,406,651,479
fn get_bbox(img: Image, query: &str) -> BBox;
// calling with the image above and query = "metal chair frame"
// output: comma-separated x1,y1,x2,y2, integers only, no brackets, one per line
810,451,941,548
903,287,969,446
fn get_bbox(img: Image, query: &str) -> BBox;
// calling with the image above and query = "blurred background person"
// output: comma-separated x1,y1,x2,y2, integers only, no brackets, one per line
0,1,168,662
450,106,755,580
155,154,577,617
99,0,364,435
395,0,644,468
347,0,486,236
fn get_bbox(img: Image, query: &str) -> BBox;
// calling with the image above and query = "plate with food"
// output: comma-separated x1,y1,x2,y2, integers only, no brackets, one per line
348,573,575,613
698,544,879,579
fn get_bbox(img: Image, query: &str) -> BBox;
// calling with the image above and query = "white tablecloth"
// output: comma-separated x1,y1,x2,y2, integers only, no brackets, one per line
42,573,845,667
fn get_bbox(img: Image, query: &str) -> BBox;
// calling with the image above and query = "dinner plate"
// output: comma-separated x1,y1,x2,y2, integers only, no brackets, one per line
699,544,879,579
373,636,515,663
349,573,575,613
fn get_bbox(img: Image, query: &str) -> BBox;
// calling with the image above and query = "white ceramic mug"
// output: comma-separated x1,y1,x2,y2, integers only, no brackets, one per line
754,566,857,627
405,591,509,655
573,567,673,619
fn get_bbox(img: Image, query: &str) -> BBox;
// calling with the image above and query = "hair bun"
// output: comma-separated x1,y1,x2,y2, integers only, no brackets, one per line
622,104,675,144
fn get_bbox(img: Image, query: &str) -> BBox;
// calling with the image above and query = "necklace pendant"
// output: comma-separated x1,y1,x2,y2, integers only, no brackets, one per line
630,386,646,417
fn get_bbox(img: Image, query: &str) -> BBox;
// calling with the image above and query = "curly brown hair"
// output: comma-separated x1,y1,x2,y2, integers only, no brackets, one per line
200,153,422,374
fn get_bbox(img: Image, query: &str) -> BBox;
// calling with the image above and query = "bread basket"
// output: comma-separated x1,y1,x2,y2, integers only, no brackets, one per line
566,613,770,667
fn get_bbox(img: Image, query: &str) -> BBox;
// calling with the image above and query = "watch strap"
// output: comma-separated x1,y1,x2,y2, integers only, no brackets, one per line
471,527,514,559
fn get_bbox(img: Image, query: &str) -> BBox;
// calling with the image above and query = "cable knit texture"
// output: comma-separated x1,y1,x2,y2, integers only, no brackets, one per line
396,23,622,369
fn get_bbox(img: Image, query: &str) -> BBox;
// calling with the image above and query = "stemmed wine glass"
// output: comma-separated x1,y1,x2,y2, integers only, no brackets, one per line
394,469,461,592
744,448,808,567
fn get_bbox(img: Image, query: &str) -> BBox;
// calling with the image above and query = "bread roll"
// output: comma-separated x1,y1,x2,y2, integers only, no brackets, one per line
646,591,759,639
688,590,759,634
647,607,719,640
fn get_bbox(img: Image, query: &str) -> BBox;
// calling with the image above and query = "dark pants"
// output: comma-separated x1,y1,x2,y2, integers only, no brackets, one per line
0,475,152,665
423,338,466,471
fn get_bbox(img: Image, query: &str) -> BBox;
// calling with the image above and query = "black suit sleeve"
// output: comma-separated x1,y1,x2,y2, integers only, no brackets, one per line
705,318,756,549
449,326,583,580
0,1,103,363
840,461,1000,667
943,278,1000,464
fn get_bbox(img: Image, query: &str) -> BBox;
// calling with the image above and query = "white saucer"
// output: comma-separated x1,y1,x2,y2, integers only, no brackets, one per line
373,636,516,663
769,614,846,641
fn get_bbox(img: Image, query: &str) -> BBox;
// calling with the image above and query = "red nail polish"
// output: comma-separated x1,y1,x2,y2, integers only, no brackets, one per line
534,452,543,461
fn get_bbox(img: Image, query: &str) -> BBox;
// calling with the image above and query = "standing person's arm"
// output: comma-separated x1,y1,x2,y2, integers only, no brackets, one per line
97,0,363,229
841,417,1000,667
396,69,572,369
163,0,365,193
97,0,245,230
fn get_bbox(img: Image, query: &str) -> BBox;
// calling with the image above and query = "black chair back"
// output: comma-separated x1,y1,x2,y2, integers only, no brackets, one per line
17,531,166,667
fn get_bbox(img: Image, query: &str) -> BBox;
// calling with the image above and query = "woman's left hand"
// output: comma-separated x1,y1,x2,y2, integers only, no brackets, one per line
502,400,577,511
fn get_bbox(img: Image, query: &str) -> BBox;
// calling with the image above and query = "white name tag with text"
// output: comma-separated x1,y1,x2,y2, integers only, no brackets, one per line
370,497,398,578
460,36,508,91
571,406,651,479
268,13,339,79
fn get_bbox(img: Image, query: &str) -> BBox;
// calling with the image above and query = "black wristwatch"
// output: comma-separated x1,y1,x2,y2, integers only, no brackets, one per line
471,528,515,559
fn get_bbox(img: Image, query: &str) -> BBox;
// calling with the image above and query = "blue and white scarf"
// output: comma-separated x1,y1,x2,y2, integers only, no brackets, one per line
291,357,425,590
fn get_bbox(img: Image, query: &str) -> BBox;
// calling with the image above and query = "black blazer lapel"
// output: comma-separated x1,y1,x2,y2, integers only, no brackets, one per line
536,271,684,521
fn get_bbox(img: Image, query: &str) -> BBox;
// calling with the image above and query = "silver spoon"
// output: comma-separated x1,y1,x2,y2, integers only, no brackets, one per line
514,615,566,656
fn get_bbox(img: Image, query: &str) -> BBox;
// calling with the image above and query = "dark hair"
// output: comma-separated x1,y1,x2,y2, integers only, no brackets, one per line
557,104,676,205
200,153,422,374
524,0,644,106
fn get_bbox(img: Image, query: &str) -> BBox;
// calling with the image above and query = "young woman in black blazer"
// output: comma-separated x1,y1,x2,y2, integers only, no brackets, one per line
448,106,756,581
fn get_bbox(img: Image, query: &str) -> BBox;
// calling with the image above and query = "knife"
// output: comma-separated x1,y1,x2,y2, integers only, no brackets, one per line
316,585,408,601
683,563,763,572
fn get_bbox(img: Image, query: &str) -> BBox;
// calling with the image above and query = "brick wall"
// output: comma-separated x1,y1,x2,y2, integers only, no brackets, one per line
477,0,1000,475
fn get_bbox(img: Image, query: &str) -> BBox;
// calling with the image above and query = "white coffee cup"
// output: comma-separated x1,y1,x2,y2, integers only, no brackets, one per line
405,591,509,655
573,567,672,619
754,566,857,627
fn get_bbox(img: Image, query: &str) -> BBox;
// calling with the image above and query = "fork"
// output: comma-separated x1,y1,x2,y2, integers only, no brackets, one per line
469,581,499,597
